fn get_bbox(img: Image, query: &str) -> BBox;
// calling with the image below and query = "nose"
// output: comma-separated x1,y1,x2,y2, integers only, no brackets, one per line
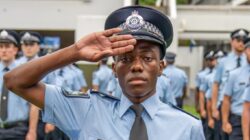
130,57,143,73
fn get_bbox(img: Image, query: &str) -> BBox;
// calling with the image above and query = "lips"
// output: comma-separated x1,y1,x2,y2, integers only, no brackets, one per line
128,76,147,85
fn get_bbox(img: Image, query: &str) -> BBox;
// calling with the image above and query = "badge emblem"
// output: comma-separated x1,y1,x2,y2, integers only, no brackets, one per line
0,30,8,38
125,10,145,32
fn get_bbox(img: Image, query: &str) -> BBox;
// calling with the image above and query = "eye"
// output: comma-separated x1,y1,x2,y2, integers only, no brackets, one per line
143,56,153,62
119,56,132,63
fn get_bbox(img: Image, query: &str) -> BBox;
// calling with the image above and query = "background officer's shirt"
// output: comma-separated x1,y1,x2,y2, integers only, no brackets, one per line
0,61,29,123
70,65,87,89
200,68,215,100
195,68,209,90
42,84,205,140
157,74,177,105
163,65,188,98
107,75,122,98
214,52,247,107
92,64,112,93
223,64,250,116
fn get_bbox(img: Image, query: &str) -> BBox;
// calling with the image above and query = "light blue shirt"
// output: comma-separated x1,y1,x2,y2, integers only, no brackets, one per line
223,64,250,116
243,85,250,102
163,65,188,98
200,68,215,100
157,74,177,105
92,64,113,93
214,52,247,107
42,84,205,140
107,75,123,98
195,68,209,90
0,61,29,123
16,55,39,65
70,65,87,89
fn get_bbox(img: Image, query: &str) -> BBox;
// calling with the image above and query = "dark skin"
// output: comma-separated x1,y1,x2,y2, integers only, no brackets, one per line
4,28,136,109
112,41,164,103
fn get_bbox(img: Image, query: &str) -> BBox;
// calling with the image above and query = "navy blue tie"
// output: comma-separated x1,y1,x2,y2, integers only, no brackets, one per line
0,67,10,121
129,104,148,140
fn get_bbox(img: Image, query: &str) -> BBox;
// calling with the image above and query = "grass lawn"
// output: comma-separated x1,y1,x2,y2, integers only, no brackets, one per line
183,105,200,118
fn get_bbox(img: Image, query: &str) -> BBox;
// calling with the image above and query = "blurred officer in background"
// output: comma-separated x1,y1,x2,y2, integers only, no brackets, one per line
163,52,188,108
212,28,248,140
199,50,217,140
92,57,112,93
195,54,210,113
0,29,37,140
4,6,205,140
222,35,250,140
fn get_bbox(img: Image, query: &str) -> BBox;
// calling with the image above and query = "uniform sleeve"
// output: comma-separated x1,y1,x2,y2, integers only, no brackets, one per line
243,86,250,102
223,71,235,97
195,73,200,88
200,78,208,93
42,84,91,133
214,61,223,83
190,121,205,140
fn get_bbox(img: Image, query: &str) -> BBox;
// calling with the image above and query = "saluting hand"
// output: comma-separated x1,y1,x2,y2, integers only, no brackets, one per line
74,28,136,62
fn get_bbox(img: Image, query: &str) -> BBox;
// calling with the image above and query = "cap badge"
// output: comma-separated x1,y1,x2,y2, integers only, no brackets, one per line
238,30,245,36
125,10,145,32
23,32,31,39
0,30,8,38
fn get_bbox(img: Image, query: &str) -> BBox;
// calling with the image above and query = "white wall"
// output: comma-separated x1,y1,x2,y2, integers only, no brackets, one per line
0,0,123,30
175,46,204,88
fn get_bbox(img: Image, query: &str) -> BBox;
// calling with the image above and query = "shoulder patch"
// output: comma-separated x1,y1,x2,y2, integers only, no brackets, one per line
90,89,120,101
61,88,90,98
167,102,199,120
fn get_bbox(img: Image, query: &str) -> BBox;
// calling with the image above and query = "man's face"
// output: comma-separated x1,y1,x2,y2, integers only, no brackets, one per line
207,58,217,68
112,41,164,103
245,47,250,63
231,38,245,53
0,43,17,62
21,42,40,58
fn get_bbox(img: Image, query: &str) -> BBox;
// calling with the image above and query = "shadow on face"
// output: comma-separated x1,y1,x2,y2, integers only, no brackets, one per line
112,40,164,103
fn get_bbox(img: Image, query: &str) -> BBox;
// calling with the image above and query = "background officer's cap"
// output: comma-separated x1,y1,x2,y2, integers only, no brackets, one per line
230,28,249,40
204,50,216,60
0,29,19,46
20,31,42,44
244,37,250,48
165,52,176,62
105,5,173,59
214,50,225,58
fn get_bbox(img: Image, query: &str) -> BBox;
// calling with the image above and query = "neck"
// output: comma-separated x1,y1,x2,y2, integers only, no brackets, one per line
2,59,14,67
126,89,156,104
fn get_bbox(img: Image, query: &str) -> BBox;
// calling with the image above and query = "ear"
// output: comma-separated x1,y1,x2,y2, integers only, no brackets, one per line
112,62,117,78
158,60,164,76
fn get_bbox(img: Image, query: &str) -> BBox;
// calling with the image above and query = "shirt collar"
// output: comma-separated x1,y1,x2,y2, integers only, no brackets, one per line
118,92,161,120
0,60,17,71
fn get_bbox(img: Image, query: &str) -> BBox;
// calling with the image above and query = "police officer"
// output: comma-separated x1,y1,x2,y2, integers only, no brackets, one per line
241,37,250,140
5,6,205,139
242,86,250,140
195,53,211,113
212,28,248,140
199,51,217,140
163,52,188,108
221,36,250,140
0,29,37,139
92,57,113,93
157,73,177,105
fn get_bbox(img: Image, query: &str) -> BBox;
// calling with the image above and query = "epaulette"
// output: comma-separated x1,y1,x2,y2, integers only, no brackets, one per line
90,89,120,101
61,88,90,98
161,73,168,78
167,102,199,120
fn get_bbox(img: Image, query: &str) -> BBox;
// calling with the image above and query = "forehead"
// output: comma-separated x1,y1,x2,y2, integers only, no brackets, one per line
0,42,15,47
129,40,161,54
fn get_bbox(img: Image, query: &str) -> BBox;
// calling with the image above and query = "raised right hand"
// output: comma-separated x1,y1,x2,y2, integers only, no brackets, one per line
74,28,136,62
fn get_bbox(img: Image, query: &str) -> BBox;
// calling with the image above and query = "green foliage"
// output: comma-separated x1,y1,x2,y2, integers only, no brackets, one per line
140,0,156,5
183,105,200,118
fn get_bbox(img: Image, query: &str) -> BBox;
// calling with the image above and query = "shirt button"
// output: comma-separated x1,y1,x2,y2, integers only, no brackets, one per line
2,96,6,100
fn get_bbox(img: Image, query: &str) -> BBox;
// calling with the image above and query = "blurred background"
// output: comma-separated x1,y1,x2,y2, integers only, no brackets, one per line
1,0,250,116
